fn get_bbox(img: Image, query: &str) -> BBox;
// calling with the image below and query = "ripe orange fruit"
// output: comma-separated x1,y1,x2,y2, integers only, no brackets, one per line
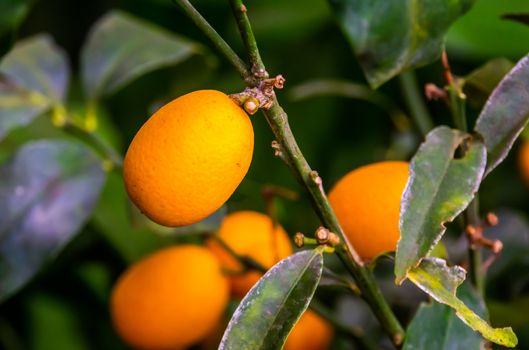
123,90,254,227
519,141,529,185
285,310,334,350
208,211,293,297
329,161,409,259
110,245,229,350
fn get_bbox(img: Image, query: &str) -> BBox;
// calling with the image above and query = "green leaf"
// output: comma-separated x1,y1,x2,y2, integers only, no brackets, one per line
446,1,529,60
90,172,171,263
328,0,475,88
0,34,69,102
0,79,50,141
0,140,106,302
81,11,202,100
0,0,33,57
0,34,69,141
474,53,529,176
220,249,324,350
502,12,529,26
128,202,226,236
395,126,486,283
288,79,408,128
407,258,518,347
403,282,485,349
462,58,514,108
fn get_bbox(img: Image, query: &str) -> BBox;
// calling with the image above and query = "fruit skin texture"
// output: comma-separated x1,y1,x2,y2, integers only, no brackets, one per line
329,161,409,259
123,90,254,227
208,211,293,298
519,141,529,186
110,245,229,350
284,310,334,350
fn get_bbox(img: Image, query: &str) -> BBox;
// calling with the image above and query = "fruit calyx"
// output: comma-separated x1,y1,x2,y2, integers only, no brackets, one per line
230,74,285,115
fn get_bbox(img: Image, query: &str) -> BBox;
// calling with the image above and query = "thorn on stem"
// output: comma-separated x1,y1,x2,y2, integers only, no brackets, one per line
240,4,247,13
310,170,324,194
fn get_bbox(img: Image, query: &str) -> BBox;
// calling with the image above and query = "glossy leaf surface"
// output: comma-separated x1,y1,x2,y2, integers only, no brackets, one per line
474,53,529,175
395,126,486,283
404,282,485,349
407,258,517,347
81,11,201,100
0,140,106,302
0,34,69,141
219,249,323,350
328,0,475,88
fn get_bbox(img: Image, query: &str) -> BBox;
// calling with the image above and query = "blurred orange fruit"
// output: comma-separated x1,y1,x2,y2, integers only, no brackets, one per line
518,141,529,186
110,245,229,350
208,211,293,298
285,310,334,350
123,90,254,227
329,161,409,259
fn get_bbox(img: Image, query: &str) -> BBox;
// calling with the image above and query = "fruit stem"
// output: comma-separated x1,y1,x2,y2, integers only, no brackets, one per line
263,100,405,346
229,1,405,345
228,0,267,79
443,50,485,297
398,70,434,137
172,0,405,345
170,0,255,86
210,235,268,274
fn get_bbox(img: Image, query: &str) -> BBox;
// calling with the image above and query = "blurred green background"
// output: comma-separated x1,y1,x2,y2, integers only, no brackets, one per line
1,0,529,348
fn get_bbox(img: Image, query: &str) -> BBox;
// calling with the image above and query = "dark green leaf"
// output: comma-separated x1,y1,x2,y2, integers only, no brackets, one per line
447,1,529,59
288,79,408,129
404,282,485,350
81,11,202,100
0,34,69,141
90,172,171,263
128,197,226,236
0,0,33,57
407,258,517,347
474,53,529,176
395,126,486,283
220,249,324,350
0,34,69,103
501,13,529,26
328,0,475,88
0,80,50,141
482,210,529,281
0,140,106,302
462,58,514,108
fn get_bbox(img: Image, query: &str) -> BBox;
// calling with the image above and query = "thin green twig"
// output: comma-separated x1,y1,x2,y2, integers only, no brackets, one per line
230,0,404,345
210,234,267,274
228,0,267,78
443,51,485,296
61,120,123,170
171,0,252,84
398,70,434,137
172,0,405,346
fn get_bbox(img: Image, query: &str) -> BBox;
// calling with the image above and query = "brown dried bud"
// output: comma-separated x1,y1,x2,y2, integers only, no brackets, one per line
315,226,329,244
486,212,499,227
294,232,305,248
